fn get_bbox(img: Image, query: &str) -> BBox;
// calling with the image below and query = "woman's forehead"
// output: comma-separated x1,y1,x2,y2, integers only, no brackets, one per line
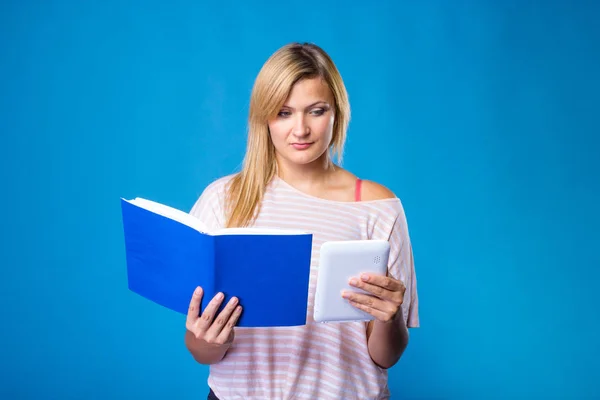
283,77,333,106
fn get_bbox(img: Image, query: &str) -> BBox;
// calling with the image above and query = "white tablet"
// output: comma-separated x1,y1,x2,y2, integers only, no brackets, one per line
313,240,390,323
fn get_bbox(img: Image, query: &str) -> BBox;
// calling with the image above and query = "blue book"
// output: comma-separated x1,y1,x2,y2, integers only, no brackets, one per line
120,197,313,327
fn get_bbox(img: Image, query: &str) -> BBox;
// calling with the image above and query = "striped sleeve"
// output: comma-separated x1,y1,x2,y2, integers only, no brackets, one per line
189,178,228,231
385,201,420,328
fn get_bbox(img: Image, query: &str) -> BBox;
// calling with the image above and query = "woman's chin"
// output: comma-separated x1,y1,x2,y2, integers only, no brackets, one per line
278,150,328,168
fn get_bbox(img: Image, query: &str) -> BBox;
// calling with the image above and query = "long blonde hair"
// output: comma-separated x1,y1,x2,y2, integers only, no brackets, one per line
225,42,351,228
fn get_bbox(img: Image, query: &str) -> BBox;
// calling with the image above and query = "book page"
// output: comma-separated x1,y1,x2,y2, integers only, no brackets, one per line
123,198,210,234
213,227,308,236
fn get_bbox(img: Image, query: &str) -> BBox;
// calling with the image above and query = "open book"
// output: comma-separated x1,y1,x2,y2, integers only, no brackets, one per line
120,197,313,327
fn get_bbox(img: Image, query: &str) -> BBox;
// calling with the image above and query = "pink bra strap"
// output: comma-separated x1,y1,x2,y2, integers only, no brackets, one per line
355,178,362,202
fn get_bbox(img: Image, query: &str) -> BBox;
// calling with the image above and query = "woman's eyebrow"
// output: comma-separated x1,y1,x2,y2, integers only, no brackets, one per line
281,101,329,110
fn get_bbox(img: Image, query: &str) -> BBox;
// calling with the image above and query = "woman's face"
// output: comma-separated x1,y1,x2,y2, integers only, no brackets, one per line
268,77,335,169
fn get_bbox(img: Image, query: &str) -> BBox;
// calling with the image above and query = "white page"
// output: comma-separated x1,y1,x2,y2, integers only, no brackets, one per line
123,197,210,234
124,197,308,236
213,227,307,236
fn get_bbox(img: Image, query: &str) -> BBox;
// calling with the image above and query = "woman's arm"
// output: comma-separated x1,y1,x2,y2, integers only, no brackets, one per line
344,273,408,369
366,302,409,368
185,330,232,365
348,179,413,368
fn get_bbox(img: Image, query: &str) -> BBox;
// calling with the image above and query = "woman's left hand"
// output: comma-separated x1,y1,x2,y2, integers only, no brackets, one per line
342,273,405,323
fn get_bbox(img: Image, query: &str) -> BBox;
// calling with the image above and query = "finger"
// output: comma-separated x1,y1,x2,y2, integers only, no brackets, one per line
342,291,396,314
196,292,226,331
347,300,392,322
359,274,405,293
349,278,393,301
359,273,404,291
204,296,239,341
215,305,243,344
186,286,204,325
349,278,404,303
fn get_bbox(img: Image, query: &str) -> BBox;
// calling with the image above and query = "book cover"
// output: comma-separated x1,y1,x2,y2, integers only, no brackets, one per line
120,198,313,327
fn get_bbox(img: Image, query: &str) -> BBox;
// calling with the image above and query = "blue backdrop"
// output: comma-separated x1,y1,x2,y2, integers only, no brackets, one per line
1,1,598,399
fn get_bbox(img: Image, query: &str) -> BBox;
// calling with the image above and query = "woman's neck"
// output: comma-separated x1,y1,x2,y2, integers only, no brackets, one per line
275,154,337,189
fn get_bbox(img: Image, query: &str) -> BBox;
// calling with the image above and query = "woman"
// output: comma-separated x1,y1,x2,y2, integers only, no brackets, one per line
185,42,419,399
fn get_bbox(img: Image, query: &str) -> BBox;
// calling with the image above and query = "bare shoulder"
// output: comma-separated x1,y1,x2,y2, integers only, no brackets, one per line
330,168,397,202
360,179,397,201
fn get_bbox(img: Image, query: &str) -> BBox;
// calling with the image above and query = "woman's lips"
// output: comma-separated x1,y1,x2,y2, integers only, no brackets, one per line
291,142,313,150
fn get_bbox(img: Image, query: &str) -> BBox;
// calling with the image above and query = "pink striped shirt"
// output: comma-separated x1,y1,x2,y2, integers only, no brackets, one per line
190,175,419,399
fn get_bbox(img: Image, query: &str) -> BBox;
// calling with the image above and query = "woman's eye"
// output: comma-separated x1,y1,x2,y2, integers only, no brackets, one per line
311,108,325,116
278,110,291,117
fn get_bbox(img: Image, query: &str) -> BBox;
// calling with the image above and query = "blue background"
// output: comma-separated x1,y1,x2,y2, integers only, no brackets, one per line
1,1,599,398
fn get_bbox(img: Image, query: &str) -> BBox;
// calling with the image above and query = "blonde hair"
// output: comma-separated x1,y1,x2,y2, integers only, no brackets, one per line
225,42,351,228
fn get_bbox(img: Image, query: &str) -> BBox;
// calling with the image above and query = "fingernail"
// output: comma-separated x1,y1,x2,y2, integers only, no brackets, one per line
217,292,224,300
341,291,350,299
349,278,358,286
361,274,369,282
194,287,201,295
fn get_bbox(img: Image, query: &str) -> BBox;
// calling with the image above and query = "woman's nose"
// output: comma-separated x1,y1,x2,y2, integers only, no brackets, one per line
292,115,310,136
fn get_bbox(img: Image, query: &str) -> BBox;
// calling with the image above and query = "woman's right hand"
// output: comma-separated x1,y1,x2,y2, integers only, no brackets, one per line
186,286,243,346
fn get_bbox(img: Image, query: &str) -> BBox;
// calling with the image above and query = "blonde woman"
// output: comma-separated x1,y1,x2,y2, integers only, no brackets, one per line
185,42,419,400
